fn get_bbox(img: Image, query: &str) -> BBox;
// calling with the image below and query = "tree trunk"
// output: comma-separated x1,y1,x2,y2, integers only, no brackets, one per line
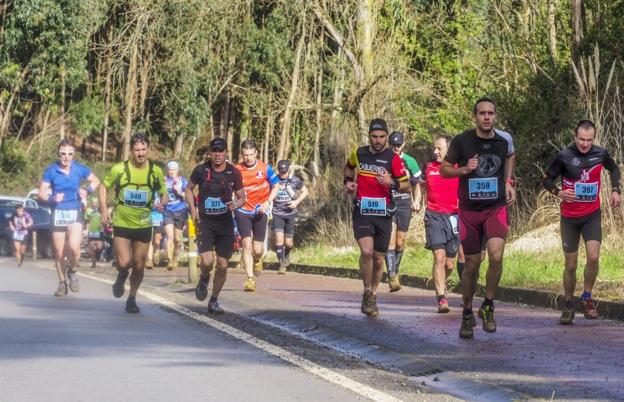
277,26,306,161
221,93,232,159
101,28,113,162
0,67,29,149
240,99,250,139
263,113,273,163
547,0,558,63
571,0,584,65
60,69,66,139
357,0,374,142
138,39,151,118
312,65,323,177
122,40,140,160
174,133,184,160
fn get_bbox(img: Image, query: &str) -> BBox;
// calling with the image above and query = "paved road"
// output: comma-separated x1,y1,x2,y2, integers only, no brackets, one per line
0,259,373,402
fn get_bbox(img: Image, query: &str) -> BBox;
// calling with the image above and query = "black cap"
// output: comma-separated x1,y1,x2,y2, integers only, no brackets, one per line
277,160,290,173
209,137,227,150
389,131,404,145
368,118,388,133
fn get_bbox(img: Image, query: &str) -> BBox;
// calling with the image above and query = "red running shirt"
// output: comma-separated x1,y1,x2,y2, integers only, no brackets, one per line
346,146,408,203
422,161,459,214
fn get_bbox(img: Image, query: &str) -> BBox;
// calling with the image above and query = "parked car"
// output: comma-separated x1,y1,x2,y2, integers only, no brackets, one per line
0,196,53,258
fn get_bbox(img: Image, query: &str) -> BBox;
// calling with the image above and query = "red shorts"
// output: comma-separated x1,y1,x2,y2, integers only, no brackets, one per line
459,205,508,255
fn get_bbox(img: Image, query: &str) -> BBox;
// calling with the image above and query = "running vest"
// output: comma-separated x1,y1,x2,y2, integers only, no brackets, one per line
113,160,161,208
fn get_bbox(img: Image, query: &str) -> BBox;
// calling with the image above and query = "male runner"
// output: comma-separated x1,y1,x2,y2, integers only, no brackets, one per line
100,133,168,313
344,118,409,317
163,160,188,270
441,97,516,338
235,139,280,292
9,205,33,267
85,197,104,268
186,137,246,313
385,131,421,292
420,136,460,313
271,159,309,274
39,139,100,296
542,119,621,324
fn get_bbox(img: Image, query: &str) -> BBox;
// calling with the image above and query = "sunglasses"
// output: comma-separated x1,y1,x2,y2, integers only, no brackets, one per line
60,152,74,157
211,147,225,152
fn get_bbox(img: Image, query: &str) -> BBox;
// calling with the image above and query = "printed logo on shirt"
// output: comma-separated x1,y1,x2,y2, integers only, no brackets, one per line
572,157,581,166
375,159,389,164
476,154,502,177
256,171,264,179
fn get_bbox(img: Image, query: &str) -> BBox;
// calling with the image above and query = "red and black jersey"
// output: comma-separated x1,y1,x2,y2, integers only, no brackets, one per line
543,144,621,218
346,146,408,204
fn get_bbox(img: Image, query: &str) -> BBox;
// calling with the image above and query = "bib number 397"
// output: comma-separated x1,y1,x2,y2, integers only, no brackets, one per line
574,182,598,202
468,177,498,200
124,190,148,207
360,197,387,216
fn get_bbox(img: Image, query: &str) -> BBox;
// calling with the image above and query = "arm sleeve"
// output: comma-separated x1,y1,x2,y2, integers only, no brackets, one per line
293,176,304,190
233,169,244,191
189,165,203,185
391,155,409,181
266,165,279,185
346,149,358,169
604,150,622,192
445,137,460,165
542,154,563,192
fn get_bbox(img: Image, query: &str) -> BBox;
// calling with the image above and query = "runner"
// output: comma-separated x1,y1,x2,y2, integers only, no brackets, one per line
163,160,189,270
542,119,621,324
419,136,460,313
85,197,104,268
235,139,280,292
271,159,309,274
186,137,246,313
344,118,409,317
385,131,421,292
8,205,33,267
441,97,516,338
100,133,168,313
38,138,100,297
146,192,164,269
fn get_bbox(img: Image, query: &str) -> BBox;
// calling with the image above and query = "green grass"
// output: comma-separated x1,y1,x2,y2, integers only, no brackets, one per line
279,242,624,300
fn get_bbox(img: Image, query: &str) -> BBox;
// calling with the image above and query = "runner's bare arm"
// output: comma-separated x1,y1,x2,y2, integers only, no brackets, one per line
98,184,110,225
289,184,309,209
233,188,246,210
184,181,198,222
440,159,476,177
86,172,100,193
411,181,422,212
604,151,622,207
343,164,357,194
505,154,517,204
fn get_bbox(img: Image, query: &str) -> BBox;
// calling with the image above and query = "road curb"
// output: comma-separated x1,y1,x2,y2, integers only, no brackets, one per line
257,261,624,321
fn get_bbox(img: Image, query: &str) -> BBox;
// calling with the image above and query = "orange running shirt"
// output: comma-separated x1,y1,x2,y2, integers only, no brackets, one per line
236,160,279,213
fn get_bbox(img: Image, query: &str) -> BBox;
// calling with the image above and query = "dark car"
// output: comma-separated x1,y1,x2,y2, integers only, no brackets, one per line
0,197,53,258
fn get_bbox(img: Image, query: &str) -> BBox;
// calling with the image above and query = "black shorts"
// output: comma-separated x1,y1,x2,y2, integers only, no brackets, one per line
113,226,153,244
163,209,188,230
50,209,84,232
352,210,392,253
235,210,268,242
560,209,602,253
272,214,297,237
392,200,412,232
152,225,163,234
424,210,460,258
197,218,235,259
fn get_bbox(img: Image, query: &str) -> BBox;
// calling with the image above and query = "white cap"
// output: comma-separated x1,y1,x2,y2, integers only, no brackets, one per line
166,161,179,170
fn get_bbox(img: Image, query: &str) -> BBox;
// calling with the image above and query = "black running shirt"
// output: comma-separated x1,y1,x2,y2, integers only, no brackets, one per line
189,162,243,219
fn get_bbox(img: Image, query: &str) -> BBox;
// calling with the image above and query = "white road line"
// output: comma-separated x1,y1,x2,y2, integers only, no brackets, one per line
77,272,403,402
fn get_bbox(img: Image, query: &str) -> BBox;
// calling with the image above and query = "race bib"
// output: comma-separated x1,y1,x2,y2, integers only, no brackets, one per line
360,197,387,216
13,232,25,241
88,231,101,239
124,189,148,207
54,209,78,226
574,182,598,202
469,177,498,200
151,211,163,227
276,190,291,202
204,197,227,215
449,214,459,235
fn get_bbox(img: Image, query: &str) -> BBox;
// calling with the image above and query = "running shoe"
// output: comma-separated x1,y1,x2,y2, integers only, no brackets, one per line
91,261,96,268
253,261,263,276
208,300,224,314
559,309,575,325
125,296,140,313
145,258,153,270
113,270,129,298
277,263,287,275
582,297,599,319
67,270,80,293
361,289,379,317
459,312,475,339
244,277,256,292
167,256,178,271
388,275,402,293
478,305,497,333
437,297,450,313
54,281,68,297
195,275,210,301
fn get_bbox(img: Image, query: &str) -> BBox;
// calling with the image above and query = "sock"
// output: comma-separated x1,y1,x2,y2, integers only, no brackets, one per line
395,249,404,273
565,299,574,309
437,294,446,302
284,246,292,259
481,297,494,311
457,262,464,279
276,246,285,263
209,296,217,303
463,307,473,316
385,250,396,277
581,291,592,301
